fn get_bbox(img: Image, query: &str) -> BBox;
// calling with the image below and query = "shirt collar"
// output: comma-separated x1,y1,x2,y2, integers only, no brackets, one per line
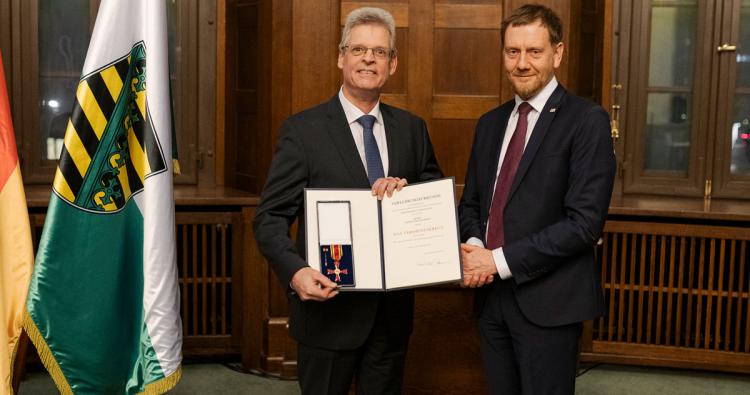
338,87,382,125
514,76,558,114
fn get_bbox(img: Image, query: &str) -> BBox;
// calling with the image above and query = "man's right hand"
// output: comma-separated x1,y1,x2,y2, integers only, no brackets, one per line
291,267,340,301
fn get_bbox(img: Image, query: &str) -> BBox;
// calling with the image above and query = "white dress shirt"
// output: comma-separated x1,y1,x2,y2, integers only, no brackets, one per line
467,77,559,279
338,88,390,177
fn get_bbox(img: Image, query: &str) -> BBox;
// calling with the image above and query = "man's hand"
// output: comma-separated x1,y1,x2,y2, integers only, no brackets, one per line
461,243,496,288
371,177,407,200
291,267,340,301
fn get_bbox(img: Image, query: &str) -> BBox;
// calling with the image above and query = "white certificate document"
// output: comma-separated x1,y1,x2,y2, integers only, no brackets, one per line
380,178,462,289
305,177,462,291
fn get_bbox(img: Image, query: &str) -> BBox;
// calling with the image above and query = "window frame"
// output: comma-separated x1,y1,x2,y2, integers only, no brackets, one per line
617,0,750,200
8,0,210,187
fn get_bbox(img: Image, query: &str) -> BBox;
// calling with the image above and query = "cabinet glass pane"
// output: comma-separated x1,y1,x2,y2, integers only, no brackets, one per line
38,0,91,160
643,1,697,173
730,2,750,176
648,1,696,87
644,93,691,172
731,96,750,175
38,0,181,163
736,1,750,87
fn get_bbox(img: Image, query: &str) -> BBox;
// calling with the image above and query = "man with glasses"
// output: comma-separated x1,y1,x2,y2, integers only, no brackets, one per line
254,7,442,395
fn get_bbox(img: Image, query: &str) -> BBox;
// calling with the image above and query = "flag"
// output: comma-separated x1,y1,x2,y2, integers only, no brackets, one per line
23,0,182,393
0,51,34,395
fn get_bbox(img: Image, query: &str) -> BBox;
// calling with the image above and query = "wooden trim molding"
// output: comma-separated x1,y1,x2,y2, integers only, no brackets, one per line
433,95,500,120
434,4,502,29
340,2,409,27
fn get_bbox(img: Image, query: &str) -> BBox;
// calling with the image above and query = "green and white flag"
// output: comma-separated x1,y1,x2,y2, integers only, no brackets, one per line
24,0,182,393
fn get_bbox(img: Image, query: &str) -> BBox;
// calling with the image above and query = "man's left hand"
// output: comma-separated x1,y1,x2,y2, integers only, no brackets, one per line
461,243,496,288
371,177,407,200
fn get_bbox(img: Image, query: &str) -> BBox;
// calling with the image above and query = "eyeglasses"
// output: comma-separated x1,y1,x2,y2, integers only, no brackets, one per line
341,45,394,59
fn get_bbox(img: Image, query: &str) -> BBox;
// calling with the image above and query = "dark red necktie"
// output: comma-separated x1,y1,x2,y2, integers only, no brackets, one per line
486,102,533,249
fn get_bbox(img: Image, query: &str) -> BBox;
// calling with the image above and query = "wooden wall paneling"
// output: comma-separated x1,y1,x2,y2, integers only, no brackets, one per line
431,0,501,191
7,0,21,154
172,0,200,185
434,3,501,29
253,0,272,193
405,2,496,392
577,0,603,101
223,0,237,189
328,0,342,105
228,0,260,191
406,0,432,121
601,0,613,109
291,0,339,113
382,28,408,96
269,0,293,154
341,1,410,26
229,0,297,193
198,0,217,186
430,119,476,186
404,287,487,394
433,29,500,95
1,0,10,94
242,206,268,370
19,0,39,182
432,95,499,120
216,0,226,185
566,0,581,94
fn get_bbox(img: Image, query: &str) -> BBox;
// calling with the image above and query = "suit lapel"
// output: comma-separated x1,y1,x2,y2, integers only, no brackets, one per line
507,85,566,202
325,96,370,185
381,103,399,177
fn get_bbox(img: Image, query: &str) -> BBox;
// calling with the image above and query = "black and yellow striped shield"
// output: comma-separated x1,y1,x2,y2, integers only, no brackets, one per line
53,42,167,213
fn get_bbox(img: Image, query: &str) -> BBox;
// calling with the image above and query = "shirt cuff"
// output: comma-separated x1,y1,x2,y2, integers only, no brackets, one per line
492,248,513,280
465,237,513,279
466,237,484,248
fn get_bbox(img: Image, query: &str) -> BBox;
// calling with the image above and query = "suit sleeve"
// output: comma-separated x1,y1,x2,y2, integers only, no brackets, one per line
416,117,443,182
504,106,616,285
458,116,487,242
252,120,309,286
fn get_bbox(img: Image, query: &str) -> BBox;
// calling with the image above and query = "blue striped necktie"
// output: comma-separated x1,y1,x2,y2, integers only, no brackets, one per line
357,115,385,185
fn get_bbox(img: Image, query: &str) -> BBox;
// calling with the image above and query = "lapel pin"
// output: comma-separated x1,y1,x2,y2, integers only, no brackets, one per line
550,108,557,113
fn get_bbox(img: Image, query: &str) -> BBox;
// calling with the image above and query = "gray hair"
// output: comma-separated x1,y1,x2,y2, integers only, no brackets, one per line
339,7,396,54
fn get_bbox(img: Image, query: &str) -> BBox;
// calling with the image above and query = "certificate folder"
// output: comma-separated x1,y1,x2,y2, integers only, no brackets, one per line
304,177,462,291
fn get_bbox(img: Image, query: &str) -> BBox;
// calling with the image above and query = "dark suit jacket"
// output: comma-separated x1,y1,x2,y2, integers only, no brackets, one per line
253,95,442,350
458,84,615,327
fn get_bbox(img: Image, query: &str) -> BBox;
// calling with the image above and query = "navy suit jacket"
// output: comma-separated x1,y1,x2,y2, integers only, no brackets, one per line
253,95,442,349
458,84,615,327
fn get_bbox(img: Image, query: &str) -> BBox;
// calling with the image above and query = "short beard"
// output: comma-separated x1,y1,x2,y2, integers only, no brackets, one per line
511,81,541,101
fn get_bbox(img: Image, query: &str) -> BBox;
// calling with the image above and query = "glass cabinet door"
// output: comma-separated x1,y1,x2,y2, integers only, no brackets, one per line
38,0,93,162
619,0,750,200
624,0,709,197
21,0,196,184
712,0,750,198
18,0,97,183
642,1,697,175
